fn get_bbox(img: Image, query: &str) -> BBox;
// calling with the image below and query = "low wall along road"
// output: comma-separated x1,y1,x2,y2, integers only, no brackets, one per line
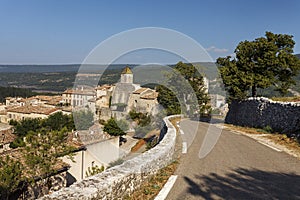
41,115,180,199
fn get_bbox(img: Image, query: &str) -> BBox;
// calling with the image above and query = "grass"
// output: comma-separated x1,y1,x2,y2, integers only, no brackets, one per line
123,160,179,200
271,96,300,102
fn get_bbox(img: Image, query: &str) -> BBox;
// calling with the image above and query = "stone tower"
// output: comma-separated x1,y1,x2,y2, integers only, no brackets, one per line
111,66,140,107
120,66,133,84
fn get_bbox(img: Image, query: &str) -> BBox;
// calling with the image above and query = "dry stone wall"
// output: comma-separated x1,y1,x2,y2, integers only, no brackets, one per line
226,97,300,136
40,115,180,200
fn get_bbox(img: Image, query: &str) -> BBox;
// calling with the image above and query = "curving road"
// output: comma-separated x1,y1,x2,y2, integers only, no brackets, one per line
166,119,300,200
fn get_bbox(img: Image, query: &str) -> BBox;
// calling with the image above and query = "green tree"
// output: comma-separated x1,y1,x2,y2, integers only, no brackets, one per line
72,109,94,130
103,118,126,136
42,112,75,131
157,61,210,116
24,128,75,195
217,31,300,100
0,156,25,200
10,118,42,137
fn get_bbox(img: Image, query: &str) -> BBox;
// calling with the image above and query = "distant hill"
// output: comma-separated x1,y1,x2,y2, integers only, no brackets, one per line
295,54,300,59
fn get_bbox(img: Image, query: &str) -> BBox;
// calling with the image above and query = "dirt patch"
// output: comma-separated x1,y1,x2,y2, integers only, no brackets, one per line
131,139,146,153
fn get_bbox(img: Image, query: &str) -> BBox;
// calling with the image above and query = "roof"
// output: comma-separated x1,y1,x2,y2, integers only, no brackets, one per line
133,88,149,94
121,66,133,74
95,84,113,90
0,128,15,144
140,91,158,100
7,105,59,115
63,89,95,96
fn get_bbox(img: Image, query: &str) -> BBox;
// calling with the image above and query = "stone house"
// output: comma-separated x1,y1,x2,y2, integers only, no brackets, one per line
0,123,15,153
62,88,96,108
6,105,60,122
107,66,159,120
128,87,159,114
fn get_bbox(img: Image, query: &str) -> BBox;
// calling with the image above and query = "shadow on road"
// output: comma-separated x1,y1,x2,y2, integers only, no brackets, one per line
189,117,224,124
184,168,300,199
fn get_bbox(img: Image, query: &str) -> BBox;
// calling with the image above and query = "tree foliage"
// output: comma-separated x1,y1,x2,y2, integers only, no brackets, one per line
72,109,94,130
0,86,36,103
10,112,75,148
217,31,300,100
24,128,74,183
0,156,25,200
157,61,210,116
103,118,127,136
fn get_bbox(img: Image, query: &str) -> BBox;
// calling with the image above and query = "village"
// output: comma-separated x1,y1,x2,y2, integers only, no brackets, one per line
0,65,228,199
0,66,169,198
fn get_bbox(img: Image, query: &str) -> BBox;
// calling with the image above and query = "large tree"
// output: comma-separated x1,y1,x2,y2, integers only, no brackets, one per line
157,61,210,116
217,31,300,100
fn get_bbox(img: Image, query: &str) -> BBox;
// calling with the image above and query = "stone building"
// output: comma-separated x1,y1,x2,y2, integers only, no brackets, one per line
0,123,15,153
6,105,60,122
107,66,159,120
62,88,96,108
127,87,159,114
111,66,140,106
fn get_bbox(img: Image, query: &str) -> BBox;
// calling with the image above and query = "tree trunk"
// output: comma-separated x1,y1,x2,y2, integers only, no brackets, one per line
252,84,257,97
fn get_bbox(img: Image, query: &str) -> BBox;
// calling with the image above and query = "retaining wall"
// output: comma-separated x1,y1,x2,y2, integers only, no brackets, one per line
226,97,300,135
41,115,180,199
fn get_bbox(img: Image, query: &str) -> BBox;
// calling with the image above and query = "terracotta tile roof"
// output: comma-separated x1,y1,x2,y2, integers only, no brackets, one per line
46,96,63,105
7,105,59,115
0,128,15,144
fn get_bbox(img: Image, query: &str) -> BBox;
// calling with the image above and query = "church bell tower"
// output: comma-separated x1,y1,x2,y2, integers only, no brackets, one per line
120,66,133,84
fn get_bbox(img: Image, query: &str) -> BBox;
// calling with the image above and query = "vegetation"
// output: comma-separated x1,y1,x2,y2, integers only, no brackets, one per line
157,61,211,116
72,109,94,130
85,164,105,178
0,86,36,103
128,110,160,138
0,72,76,93
24,128,75,192
271,96,300,102
0,156,25,200
124,160,179,200
103,118,127,136
3,113,77,198
217,31,300,101
9,112,75,148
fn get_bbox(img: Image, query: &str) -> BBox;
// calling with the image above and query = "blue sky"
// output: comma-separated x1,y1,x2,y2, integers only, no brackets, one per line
0,0,299,64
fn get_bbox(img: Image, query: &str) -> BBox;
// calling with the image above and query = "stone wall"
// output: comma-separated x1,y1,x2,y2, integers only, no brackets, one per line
40,115,180,200
226,97,300,135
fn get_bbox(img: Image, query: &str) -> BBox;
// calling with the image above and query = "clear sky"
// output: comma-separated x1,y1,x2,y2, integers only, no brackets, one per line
0,0,299,64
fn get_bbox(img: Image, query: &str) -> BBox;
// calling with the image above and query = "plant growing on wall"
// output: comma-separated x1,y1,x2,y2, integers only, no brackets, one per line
85,164,104,177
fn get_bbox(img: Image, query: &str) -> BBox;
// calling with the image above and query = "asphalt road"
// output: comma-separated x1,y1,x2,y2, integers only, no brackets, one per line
166,119,300,200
